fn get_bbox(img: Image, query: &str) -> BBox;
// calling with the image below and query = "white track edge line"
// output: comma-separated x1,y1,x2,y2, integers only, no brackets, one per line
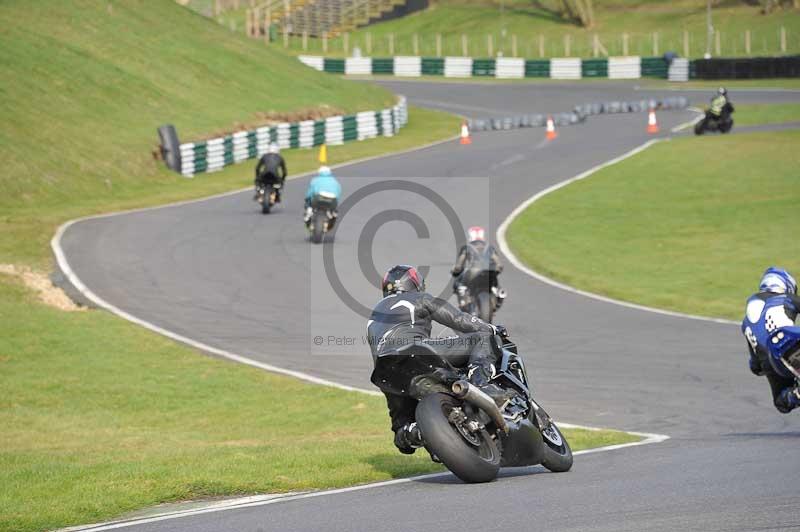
61,423,669,532
670,107,705,132
496,138,738,326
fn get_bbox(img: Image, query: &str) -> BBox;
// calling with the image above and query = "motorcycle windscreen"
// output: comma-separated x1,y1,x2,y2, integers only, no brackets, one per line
370,345,455,396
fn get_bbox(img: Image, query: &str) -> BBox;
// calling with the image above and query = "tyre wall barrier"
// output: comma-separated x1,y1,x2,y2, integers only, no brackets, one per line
298,55,672,80
465,95,689,133
169,97,408,177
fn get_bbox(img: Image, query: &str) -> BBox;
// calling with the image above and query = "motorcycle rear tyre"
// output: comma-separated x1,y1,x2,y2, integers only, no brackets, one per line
416,393,500,483
476,291,493,323
311,212,325,244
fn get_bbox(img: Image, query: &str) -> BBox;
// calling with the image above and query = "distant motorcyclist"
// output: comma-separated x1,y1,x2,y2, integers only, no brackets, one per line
304,165,341,225
254,143,286,202
708,87,734,121
741,267,800,413
367,265,500,454
451,226,506,311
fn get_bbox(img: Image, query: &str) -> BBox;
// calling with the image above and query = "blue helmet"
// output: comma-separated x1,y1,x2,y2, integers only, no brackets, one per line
318,166,332,177
759,267,797,295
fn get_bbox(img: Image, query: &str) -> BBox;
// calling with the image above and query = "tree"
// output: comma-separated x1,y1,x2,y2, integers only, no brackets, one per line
535,0,595,28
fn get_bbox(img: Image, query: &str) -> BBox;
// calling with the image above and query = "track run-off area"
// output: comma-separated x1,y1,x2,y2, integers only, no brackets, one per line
57,81,799,532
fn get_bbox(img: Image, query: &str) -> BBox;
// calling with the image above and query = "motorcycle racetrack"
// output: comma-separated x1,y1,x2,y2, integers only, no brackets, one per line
57,81,800,531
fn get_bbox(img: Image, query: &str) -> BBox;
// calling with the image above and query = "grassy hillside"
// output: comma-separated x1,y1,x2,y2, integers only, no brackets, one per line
237,0,800,58
0,0,392,222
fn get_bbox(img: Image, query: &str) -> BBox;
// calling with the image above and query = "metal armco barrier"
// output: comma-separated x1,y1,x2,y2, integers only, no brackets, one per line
173,97,408,177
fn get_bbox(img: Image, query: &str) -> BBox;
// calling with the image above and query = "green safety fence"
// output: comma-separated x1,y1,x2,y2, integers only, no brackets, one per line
421,57,445,75
524,59,550,77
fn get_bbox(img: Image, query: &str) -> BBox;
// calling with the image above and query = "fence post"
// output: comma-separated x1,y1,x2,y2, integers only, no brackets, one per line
715,30,721,56
436,33,442,57
303,30,308,51
781,26,787,53
462,34,468,56
264,11,270,44
389,33,394,55
564,34,571,56
622,33,629,56
512,34,517,57
344,32,349,55
683,30,689,57
245,9,251,37
539,34,545,58
745,29,751,55
366,32,372,55
283,26,289,48
652,32,658,56
413,33,419,55
323,31,328,53
488,34,493,56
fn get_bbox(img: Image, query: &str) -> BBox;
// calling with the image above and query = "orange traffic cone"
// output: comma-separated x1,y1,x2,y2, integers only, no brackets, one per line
545,116,558,140
460,121,472,145
647,108,659,134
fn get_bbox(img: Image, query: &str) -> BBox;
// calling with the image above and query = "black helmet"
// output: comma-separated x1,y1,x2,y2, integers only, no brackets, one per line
382,265,425,297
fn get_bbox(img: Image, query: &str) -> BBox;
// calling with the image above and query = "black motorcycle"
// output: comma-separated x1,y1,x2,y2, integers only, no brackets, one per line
371,329,572,483
694,104,734,135
305,192,337,244
255,182,281,214
455,272,505,323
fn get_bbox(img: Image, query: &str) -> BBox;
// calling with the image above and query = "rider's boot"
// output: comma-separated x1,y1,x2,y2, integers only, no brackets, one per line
467,362,511,405
303,206,313,224
394,422,423,454
492,286,507,309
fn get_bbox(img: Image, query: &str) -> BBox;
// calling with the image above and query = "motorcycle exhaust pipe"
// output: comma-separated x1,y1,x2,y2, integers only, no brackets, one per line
451,380,509,434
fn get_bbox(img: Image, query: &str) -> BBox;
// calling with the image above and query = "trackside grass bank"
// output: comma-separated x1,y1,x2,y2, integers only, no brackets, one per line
506,129,800,321
732,103,800,126
0,275,640,532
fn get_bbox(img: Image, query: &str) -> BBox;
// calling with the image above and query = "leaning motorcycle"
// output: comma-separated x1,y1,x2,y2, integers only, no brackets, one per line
455,272,505,323
694,105,734,135
371,329,572,483
305,192,337,244
768,326,800,393
255,182,281,214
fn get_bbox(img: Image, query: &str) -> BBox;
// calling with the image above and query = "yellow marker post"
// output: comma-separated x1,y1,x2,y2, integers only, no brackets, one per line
318,144,327,164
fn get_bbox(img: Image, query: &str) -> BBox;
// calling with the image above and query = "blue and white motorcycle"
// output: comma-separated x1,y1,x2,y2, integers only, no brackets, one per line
769,326,800,390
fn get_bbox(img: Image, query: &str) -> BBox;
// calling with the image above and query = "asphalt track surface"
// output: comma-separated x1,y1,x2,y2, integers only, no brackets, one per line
59,81,799,531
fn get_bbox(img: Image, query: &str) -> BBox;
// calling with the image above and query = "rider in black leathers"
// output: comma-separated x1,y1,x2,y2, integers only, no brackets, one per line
368,265,499,454
254,143,286,202
451,226,505,311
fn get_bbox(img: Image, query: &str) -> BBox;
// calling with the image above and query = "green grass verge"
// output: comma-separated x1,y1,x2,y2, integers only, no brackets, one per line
507,129,800,321
734,102,800,126
215,0,800,58
0,274,639,532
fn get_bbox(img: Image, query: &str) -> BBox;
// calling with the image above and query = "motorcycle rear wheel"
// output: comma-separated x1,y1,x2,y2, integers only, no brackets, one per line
476,291,493,323
416,393,500,483
311,212,325,244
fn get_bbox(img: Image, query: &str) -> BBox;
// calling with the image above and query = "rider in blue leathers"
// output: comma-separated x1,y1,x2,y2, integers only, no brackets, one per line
741,267,800,413
304,166,341,224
